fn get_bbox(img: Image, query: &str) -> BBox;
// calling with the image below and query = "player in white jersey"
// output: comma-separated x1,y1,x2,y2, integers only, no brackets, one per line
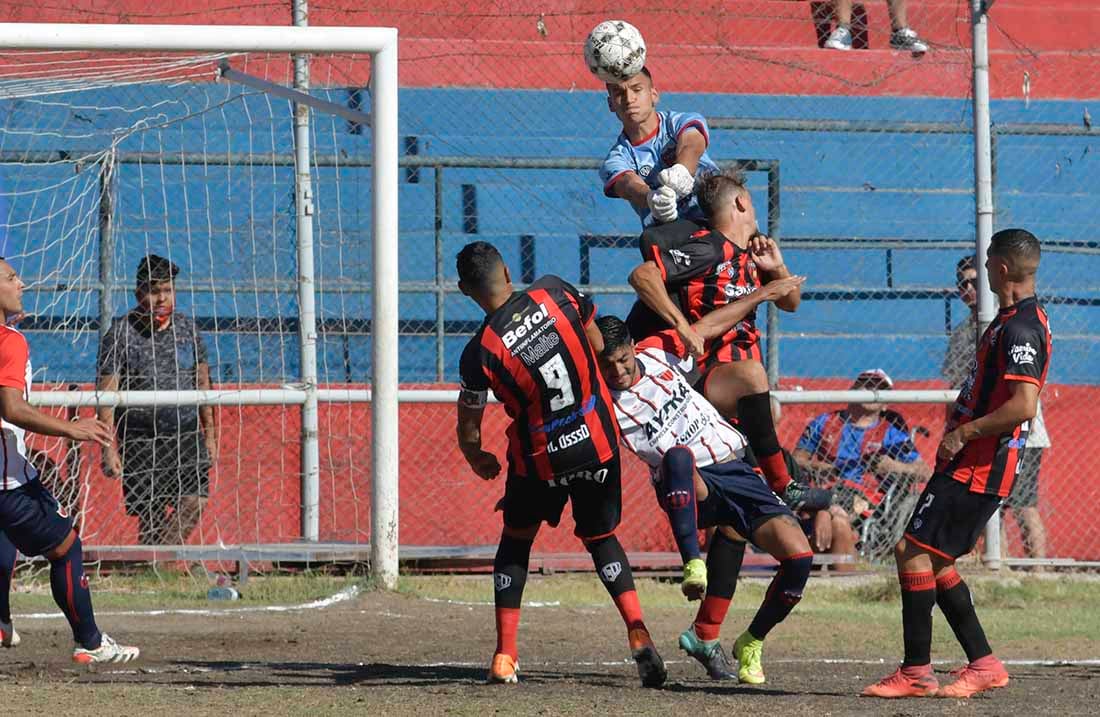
0,257,139,663
593,278,829,685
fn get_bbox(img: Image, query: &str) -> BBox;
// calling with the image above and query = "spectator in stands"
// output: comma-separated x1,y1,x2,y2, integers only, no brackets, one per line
942,255,1049,562
792,369,932,537
770,397,858,571
97,255,217,545
824,0,928,53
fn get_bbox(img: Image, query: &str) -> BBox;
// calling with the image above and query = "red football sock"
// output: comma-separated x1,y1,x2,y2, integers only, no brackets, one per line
495,607,521,660
758,451,792,493
612,590,646,632
693,595,732,641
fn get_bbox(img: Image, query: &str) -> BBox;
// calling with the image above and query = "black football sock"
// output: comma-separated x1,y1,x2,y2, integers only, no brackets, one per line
899,571,936,666
493,533,532,660
747,551,812,639
936,567,993,662
736,392,791,493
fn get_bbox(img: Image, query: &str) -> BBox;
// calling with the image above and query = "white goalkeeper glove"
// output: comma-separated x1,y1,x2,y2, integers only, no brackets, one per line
657,163,696,199
646,185,679,224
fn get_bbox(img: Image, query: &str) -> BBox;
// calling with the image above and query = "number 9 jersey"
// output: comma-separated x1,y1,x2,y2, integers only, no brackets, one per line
459,275,620,480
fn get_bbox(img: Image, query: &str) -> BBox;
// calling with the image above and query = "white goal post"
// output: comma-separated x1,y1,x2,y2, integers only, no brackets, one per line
0,22,400,587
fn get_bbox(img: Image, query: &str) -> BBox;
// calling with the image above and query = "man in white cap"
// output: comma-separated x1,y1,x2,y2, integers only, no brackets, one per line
792,369,931,525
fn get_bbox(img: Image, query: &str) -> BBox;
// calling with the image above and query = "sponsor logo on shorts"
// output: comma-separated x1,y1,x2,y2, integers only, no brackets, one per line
601,561,622,583
494,573,512,591
911,518,923,531
548,467,609,488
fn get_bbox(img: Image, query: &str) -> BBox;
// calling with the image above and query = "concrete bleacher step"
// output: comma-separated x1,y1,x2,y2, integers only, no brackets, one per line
399,37,1086,99
312,0,1096,53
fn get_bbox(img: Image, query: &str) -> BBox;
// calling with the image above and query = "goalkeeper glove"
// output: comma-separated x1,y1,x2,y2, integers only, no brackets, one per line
646,185,679,223
657,163,696,199
781,481,833,512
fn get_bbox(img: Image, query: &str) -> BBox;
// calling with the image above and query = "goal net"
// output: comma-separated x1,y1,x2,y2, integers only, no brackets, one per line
0,25,397,579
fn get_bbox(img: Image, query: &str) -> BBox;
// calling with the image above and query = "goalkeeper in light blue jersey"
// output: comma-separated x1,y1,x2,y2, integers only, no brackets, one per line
599,66,720,228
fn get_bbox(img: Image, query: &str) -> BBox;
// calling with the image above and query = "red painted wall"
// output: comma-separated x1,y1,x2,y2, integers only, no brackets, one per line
0,1,1094,98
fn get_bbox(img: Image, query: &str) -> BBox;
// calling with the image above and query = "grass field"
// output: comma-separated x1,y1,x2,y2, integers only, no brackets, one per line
1,568,1097,715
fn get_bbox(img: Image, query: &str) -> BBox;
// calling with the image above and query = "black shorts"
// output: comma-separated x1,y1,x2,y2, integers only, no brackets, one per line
0,480,74,556
497,455,622,539
1003,447,1042,509
695,459,793,540
120,430,211,518
904,473,1002,560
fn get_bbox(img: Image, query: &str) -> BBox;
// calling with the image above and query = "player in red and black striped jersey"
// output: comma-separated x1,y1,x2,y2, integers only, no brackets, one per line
453,242,666,688
864,229,1051,700
627,171,803,504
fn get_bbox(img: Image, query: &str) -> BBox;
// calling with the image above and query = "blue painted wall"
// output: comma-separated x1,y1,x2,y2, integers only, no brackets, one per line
3,87,1094,385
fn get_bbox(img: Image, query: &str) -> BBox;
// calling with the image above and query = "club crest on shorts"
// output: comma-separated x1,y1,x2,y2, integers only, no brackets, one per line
600,561,622,583
494,573,512,592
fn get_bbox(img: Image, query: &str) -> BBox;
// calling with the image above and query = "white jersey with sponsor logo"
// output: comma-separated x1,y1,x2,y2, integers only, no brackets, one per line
611,344,746,471
0,325,40,490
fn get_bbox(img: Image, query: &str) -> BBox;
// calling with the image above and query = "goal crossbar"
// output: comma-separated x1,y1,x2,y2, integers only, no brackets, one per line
0,22,395,53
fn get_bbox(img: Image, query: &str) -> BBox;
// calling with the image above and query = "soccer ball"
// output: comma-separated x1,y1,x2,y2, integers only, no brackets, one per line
584,20,647,83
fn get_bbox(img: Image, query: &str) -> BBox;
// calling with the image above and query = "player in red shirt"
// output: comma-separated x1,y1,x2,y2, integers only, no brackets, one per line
454,241,665,688
864,229,1051,699
0,257,139,663
627,171,803,504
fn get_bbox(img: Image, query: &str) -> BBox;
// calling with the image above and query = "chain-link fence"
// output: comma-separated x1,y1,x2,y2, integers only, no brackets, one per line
0,39,382,557
0,2,1095,567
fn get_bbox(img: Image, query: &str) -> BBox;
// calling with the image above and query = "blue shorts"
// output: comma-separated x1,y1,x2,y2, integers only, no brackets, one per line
695,459,793,539
0,480,74,556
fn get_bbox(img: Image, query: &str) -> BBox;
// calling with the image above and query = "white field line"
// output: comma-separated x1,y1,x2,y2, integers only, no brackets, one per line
13,584,360,620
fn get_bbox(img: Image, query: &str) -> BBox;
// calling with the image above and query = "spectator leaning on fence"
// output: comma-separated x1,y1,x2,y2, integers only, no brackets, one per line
942,255,1050,562
768,397,859,571
97,254,217,546
824,0,928,53
792,369,932,522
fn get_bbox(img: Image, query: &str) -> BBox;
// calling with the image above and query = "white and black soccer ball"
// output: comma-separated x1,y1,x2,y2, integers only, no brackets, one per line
584,20,647,83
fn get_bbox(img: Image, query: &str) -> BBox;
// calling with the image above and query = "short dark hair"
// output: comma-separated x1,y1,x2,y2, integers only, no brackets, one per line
989,228,1041,263
595,315,632,356
956,254,976,284
607,65,653,89
696,170,747,221
989,228,1041,282
136,254,179,287
455,241,504,291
